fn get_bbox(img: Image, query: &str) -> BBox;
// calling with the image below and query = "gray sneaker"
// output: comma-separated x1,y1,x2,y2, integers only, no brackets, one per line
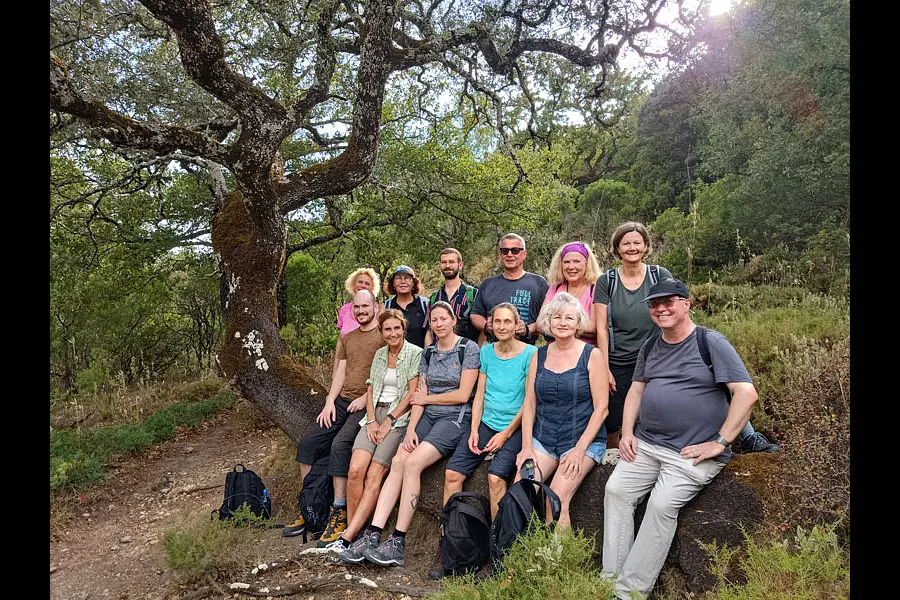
363,534,406,567
339,529,381,564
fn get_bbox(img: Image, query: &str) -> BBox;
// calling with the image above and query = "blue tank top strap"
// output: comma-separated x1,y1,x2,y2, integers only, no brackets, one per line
537,344,548,369
577,343,594,370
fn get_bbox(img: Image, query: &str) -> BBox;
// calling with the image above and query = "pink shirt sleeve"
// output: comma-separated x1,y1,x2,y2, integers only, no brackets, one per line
337,302,359,337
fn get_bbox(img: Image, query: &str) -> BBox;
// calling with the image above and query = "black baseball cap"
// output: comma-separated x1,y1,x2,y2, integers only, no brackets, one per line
642,278,690,302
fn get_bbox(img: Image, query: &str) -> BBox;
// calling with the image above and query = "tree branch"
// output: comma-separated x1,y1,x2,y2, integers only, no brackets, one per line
50,56,232,163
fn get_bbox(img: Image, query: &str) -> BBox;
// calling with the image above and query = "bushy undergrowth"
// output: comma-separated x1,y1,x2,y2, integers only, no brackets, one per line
162,504,273,581
690,284,850,543
434,524,614,600
690,289,848,431
50,389,237,494
702,523,850,600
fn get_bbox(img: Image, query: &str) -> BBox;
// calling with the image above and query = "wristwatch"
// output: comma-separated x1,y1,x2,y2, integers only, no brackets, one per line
387,413,397,424
713,434,732,447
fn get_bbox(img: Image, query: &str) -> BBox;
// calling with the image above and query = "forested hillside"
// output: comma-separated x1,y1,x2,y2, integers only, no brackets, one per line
51,2,849,594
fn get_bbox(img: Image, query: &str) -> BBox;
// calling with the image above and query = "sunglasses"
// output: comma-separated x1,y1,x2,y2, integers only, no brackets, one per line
648,297,686,309
499,247,524,255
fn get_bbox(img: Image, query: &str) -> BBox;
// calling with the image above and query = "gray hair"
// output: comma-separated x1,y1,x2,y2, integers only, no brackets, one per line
498,233,526,249
537,292,589,335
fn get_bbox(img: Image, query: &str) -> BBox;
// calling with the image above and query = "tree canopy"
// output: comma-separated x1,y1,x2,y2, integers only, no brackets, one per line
51,0,707,438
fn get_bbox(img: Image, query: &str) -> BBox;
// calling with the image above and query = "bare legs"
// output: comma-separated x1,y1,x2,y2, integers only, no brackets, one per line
343,449,389,541
371,442,442,532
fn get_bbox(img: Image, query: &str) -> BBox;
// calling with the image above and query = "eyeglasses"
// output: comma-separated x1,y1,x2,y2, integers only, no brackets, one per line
648,297,686,309
499,247,524,255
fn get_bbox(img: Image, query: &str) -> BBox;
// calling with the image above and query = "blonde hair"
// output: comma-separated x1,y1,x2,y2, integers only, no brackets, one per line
537,292,589,336
545,241,602,288
344,268,381,298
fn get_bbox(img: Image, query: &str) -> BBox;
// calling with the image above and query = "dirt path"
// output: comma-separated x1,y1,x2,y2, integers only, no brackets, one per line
49,400,441,600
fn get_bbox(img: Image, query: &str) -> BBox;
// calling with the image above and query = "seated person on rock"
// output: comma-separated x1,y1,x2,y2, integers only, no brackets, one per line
601,278,758,600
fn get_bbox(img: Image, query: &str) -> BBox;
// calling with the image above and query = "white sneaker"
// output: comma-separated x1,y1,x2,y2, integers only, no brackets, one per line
323,537,350,553
601,448,620,466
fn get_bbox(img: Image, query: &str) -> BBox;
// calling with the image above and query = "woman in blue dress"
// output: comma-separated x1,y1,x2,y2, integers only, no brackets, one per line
517,292,609,530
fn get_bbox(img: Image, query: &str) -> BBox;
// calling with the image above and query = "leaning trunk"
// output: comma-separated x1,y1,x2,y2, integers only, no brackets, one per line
211,187,327,443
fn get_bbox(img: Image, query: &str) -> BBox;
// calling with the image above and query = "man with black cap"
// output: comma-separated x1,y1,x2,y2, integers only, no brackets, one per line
383,265,430,348
601,278,759,600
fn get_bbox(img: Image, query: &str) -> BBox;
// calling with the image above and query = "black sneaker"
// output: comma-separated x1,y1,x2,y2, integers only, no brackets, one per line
339,529,381,564
740,431,780,453
282,515,306,538
364,534,406,567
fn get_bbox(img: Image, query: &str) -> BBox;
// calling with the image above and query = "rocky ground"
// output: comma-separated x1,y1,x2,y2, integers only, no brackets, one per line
49,399,443,600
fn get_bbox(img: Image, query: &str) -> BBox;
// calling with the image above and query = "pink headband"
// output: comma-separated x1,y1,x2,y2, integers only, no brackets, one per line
561,242,589,259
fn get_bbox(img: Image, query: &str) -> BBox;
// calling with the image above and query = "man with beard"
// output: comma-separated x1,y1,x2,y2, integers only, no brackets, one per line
284,289,386,543
424,247,480,346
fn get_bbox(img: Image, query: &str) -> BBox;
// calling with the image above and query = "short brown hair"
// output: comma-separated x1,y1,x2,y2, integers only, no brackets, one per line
610,222,652,259
378,308,408,331
439,247,463,262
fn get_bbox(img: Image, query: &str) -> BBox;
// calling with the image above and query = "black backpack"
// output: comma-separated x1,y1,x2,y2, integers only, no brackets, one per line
490,476,562,565
298,454,333,540
214,463,272,522
439,492,493,576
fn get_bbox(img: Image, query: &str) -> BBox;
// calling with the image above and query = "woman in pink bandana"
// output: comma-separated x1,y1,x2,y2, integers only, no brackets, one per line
538,241,603,345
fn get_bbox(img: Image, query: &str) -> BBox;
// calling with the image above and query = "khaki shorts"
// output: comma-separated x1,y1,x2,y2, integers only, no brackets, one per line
351,404,406,467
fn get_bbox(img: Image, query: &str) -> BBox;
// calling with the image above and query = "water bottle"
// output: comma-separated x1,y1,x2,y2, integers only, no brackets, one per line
520,458,536,481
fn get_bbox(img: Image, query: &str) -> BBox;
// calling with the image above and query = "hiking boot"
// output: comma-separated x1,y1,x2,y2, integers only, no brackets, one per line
601,448,620,466
283,515,306,538
340,529,381,564
364,534,406,567
322,536,351,553
316,505,348,547
740,431,780,454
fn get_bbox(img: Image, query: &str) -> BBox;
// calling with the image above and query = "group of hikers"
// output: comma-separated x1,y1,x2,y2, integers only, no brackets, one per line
284,222,778,600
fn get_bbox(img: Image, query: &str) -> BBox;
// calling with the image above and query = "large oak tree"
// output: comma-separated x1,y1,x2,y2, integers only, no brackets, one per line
50,0,695,441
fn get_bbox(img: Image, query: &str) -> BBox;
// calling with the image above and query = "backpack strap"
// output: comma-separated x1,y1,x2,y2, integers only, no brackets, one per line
419,295,430,317
385,296,394,310
606,269,618,352
641,332,661,364
424,345,435,366
648,264,660,285
695,326,732,402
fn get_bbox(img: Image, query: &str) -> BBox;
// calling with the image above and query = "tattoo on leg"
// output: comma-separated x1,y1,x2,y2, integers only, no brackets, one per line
410,494,419,510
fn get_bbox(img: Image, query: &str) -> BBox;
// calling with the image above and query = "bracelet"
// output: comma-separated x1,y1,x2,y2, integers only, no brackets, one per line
366,418,377,425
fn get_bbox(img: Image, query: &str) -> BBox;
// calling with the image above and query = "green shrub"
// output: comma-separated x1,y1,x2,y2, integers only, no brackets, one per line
704,523,850,600
50,389,237,494
162,504,273,581
434,524,614,600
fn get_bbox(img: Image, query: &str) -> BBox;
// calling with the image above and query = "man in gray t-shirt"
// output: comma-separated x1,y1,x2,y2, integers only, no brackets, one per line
601,278,759,600
470,233,549,345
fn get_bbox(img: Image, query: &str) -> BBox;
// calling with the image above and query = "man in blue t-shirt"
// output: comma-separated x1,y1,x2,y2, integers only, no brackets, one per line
601,278,759,600
470,233,549,345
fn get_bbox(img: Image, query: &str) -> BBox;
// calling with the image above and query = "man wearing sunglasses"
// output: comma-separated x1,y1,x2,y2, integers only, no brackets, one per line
470,233,549,345
601,278,759,600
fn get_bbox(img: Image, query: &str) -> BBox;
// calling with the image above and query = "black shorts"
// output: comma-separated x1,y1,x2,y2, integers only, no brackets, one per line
295,397,352,465
605,362,636,434
445,421,521,480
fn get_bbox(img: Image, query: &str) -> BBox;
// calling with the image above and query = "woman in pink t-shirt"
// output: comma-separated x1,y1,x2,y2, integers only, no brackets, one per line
539,241,603,346
332,268,382,377
336,268,381,336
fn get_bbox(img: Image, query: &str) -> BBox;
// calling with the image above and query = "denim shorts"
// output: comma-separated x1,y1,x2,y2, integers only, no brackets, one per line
532,436,606,465
445,421,522,480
